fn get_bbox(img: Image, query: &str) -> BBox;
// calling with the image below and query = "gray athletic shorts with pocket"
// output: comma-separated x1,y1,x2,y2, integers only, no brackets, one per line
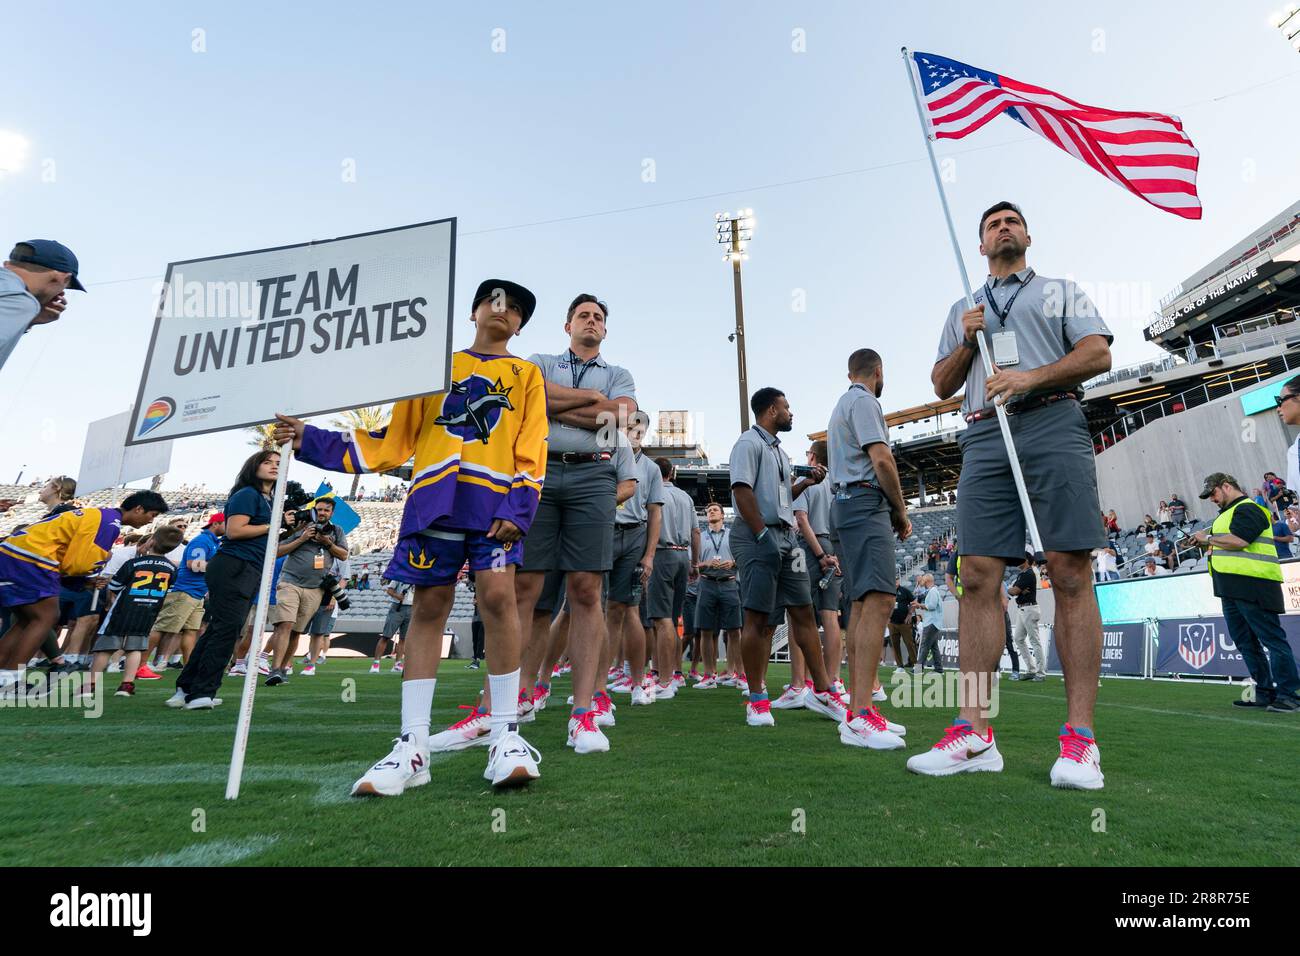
607,523,647,605
957,399,1105,560
832,486,896,601
799,533,843,612
91,632,149,653
695,577,741,631
648,548,689,620
730,521,812,617
521,458,617,573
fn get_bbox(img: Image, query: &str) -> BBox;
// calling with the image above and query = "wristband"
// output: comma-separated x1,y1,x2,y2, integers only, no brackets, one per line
962,338,979,350
756,527,769,542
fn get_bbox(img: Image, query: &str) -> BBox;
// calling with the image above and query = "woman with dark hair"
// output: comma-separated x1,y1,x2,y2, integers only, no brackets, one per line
167,449,281,710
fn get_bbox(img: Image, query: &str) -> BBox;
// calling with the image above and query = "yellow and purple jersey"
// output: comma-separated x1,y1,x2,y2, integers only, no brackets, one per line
0,508,122,606
298,350,549,537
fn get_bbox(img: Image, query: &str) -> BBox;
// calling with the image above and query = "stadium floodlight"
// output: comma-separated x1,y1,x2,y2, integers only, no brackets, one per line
1270,3,1300,49
715,209,757,430
0,130,30,175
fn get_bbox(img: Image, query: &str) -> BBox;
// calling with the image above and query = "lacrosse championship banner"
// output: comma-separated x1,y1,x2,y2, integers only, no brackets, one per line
127,218,456,444
1153,617,1300,679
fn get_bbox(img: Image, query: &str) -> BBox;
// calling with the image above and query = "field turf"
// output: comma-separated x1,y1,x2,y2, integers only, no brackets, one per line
2,660,1296,867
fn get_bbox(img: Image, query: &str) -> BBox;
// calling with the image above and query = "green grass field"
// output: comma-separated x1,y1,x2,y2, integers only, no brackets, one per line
2,660,1297,867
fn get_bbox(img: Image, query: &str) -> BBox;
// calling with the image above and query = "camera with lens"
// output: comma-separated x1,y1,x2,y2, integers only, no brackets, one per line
320,573,351,612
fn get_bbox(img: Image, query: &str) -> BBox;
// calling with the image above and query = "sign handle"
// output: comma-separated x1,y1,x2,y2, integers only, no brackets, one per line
225,438,292,799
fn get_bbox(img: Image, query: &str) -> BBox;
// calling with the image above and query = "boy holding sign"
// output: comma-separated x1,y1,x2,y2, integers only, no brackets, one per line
274,279,548,793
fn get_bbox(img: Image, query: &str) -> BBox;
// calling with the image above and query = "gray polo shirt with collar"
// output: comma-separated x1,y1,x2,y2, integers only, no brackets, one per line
528,349,637,454
617,450,665,526
658,483,696,546
934,268,1112,417
793,479,832,537
728,425,794,528
827,383,889,487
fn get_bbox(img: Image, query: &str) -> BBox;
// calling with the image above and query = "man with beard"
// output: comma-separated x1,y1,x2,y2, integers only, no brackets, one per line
909,201,1112,790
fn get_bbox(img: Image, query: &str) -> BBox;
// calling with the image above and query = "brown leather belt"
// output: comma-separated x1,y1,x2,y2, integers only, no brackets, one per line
965,391,1079,424
549,451,612,463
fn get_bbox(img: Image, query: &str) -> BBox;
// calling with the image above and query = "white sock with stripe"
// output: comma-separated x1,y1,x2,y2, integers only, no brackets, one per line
400,678,436,751
489,669,521,739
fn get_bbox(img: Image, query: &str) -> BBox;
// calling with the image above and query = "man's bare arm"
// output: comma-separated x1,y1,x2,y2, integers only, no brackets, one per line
867,444,907,516
553,396,638,430
731,485,765,536
932,346,977,401
544,382,604,416
1013,335,1112,393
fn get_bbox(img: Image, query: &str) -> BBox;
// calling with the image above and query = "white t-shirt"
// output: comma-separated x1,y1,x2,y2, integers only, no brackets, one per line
1144,540,1160,557
1092,548,1117,574
99,545,138,579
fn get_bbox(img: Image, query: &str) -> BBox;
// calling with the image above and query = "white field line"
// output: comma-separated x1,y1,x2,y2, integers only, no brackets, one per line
121,835,279,867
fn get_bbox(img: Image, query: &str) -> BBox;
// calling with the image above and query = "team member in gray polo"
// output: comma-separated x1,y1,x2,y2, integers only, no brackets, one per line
516,293,638,733
696,501,741,634
918,200,1114,790
649,458,699,692
729,386,844,723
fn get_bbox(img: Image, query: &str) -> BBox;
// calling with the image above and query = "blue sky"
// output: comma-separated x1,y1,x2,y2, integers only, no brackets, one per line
3,1,1299,494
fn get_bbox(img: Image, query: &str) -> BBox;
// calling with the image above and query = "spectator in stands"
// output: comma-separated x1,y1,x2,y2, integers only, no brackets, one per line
1272,514,1294,560
358,572,371,590
1091,542,1118,582
1141,557,1169,577
1168,494,1188,525
1143,534,1160,560
1158,534,1177,571
1157,500,1171,527
1192,472,1300,713
1138,514,1157,534
1104,510,1120,536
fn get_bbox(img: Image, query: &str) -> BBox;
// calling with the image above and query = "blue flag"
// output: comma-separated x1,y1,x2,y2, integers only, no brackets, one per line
310,482,361,534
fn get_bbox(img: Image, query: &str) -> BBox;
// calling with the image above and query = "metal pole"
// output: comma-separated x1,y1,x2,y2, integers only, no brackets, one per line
901,47,1044,553
731,224,751,432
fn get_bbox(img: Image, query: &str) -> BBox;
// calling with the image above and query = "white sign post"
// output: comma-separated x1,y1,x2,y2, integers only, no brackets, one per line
126,219,457,799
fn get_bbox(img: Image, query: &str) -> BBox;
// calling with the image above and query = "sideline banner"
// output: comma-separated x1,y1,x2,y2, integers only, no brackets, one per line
127,218,456,444
1047,621,1145,676
1153,616,1300,678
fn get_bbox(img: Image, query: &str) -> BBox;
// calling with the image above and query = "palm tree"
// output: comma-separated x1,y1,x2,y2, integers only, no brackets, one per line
246,423,279,449
331,406,392,499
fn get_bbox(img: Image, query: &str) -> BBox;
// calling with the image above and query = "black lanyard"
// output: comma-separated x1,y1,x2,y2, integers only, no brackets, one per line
568,350,599,390
982,269,1036,325
706,530,725,558
753,426,786,483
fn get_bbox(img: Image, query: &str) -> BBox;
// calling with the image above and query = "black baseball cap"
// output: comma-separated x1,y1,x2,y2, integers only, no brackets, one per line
472,279,536,326
8,240,85,291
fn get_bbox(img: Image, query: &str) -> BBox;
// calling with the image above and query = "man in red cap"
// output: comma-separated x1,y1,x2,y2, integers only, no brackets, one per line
145,512,226,672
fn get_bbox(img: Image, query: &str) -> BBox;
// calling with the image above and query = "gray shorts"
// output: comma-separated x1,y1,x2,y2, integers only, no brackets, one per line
832,486,896,601
535,570,566,616
695,577,741,631
648,548,689,620
682,591,698,636
607,523,647,605
521,458,617,573
380,604,411,640
799,533,843,612
92,632,149,653
957,398,1105,559
730,521,812,617
308,604,338,635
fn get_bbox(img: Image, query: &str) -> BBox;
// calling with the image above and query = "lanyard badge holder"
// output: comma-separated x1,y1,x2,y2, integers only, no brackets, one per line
981,270,1034,368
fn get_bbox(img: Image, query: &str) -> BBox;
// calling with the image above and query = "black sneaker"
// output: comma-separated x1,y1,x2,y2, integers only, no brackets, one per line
264,669,284,687
166,661,183,670
1232,698,1271,708
468,659,481,670
1266,696,1299,713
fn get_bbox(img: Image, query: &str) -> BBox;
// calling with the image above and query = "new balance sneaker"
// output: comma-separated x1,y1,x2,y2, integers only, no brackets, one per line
591,692,616,727
805,688,851,723
164,689,188,708
655,680,678,700
567,711,610,753
693,676,717,690
301,664,317,677
517,691,537,724
429,705,492,751
484,726,541,787
906,721,1003,776
1049,724,1104,790
839,708,906,750
771,684,807,709
631,683,654,705
135,663,163,681
351,733,430,797
745,698,775,727
368,661,381,675
391,661,404,674
531,685,551,712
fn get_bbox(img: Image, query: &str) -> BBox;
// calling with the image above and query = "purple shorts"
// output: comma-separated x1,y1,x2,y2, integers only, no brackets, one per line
386,528,522,587
0,554,62,608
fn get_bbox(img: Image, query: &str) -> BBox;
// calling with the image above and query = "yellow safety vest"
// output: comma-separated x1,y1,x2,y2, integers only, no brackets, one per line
1207,498,1281,581
954,555,962,597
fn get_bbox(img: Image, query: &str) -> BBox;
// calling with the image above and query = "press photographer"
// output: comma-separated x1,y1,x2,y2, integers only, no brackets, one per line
264,495,350,686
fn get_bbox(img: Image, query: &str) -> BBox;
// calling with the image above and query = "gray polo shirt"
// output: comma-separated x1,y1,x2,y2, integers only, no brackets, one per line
527,349,637,454
279,523,349,588
729,425,794,528
699,526,734,565
827,384,889,487
612,430,637,484
658,483,696,546
793,479,832,537
935,268,1112,417
0,267,41,375
617,450,665,526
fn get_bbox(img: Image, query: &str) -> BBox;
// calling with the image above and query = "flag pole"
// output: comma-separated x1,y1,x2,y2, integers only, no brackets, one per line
225,438,292,799
901,47,1044,555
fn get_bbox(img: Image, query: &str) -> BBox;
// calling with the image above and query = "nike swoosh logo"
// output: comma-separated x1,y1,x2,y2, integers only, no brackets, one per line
964,744,992,759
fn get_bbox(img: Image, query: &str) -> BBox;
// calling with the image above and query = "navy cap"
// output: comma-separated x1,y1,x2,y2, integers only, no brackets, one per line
472,279,535,327
8,240,85,291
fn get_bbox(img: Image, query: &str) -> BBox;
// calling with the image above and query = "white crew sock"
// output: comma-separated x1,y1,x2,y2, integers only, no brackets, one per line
623,660,631,677
169,654,182,664
400,678,436,750
488,669,521,739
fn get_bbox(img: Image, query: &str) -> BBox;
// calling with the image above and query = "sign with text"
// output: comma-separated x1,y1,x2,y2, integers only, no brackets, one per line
127,219,455,444
1153,616,1300,678
78,409,174,494
1047,621,1145,676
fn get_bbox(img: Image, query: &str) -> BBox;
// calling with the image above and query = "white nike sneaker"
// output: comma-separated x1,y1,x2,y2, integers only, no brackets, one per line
805,689,851,723
567,711,610,754
368,662,380,674
631,684,654,705
164,689,187,708
517,693,536,724
185,696,218,710
717,673,736,687
871,685,887,703
428,705,492,751
483,726,541,787
1049,725,1105,790
531,685,551,712
351,733,430,797
693,676,717,690
906,721,1003,776
592,692,616,727
831,679,851,703
670,673,686,689
745,698,775,727
771,685,807,710
302,664,316,677
655,680,677,700
609,676,635,693
839,708,906,750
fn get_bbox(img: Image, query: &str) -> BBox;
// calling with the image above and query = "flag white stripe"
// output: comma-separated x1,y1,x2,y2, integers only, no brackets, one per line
930,89,1017,133
1104,140,1199,158
1108,164,1198,183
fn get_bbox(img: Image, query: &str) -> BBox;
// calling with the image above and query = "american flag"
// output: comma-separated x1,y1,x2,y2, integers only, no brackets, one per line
910,51,1201,220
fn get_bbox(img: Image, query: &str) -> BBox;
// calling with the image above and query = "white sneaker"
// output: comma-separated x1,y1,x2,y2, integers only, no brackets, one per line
390,661,404,674
531,685,551,712
284,665,294,677
771,685,807,710
428,705,492,752
631,684,653,705
484,726,541,787
745,699,775,727
717,673,736,687
228,662,246,677
831,679,851,704
591,693,617,728
906,721,1003,776
516,694,537,724
317,653,327,665
351,733,431,797
1049,725,1105,790
368,662,381,674
693,676,717,690
655,680,677,700
165,689,188,708
670,673,686,689
871,685,887,703
609,676,635,693
302,664,316,677
838,708,906,750
185,696,218,710
805,688,851,723
567,711,610,753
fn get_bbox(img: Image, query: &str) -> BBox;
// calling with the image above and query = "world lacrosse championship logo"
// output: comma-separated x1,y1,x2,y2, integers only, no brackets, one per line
1177,622,1217,670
